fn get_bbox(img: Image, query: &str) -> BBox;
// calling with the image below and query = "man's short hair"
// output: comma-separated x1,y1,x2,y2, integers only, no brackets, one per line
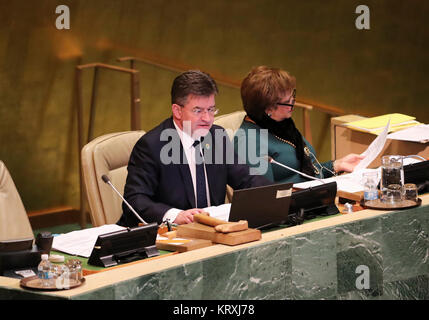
240,66,296,121
171,70,219,105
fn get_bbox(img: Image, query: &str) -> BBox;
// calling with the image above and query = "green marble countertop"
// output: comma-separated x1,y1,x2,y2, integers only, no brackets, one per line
50,212,343,272
50,249,172,272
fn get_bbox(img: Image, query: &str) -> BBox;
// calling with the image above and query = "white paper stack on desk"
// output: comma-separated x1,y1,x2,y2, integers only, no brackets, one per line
52,224,126,258
387,124,429,144
293,169,379,194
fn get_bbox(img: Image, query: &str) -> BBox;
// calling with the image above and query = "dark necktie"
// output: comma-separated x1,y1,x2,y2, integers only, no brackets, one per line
193,140,208,208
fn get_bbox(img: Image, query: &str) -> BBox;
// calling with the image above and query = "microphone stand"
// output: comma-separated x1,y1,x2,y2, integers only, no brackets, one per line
266,157,325,183
101,175,148,225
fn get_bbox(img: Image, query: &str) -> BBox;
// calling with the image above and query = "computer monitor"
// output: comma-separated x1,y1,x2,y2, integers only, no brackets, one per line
0,238,40,277
0,238,33,252
88,222,159,268
229,182,293,229
286,181,339,225
404,160,429,194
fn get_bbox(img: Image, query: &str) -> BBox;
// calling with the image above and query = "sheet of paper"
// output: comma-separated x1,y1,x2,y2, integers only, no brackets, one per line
402,157,424,165
52,224,126,258
156,235,189,241
387,124,429,143
156,235,190,245
15,269,37,278
293,179,324,189
294,168,381,193
336,168,381,192
203,203,231,221
295,175,364,192
353,119,390,172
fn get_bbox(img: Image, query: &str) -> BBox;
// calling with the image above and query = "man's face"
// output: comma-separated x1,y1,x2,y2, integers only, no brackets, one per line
172,94,216,138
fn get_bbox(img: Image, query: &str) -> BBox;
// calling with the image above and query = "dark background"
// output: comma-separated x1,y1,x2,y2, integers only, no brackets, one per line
0,0,427,213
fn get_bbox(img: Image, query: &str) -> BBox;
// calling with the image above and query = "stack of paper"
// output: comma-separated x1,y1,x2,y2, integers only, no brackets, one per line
203,203,231,222
293,169,379,194
52,224,126,258
346,113,419,135
387,124,429,143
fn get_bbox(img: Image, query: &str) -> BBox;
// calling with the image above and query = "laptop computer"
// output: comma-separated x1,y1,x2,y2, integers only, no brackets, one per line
229,182,293,229
404,160,429,194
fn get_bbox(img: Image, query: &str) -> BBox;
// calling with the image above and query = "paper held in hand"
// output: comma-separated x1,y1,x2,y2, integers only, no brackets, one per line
293,118,389,192
352,119,390,172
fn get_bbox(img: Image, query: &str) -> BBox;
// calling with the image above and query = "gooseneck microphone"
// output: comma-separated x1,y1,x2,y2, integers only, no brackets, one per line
101,174,148,225
265,156,325,183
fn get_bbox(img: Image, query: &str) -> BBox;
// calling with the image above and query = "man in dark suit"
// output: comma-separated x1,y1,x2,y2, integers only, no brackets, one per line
117,70,270,227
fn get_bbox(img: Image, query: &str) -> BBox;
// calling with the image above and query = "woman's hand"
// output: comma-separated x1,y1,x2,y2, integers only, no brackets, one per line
334,153,365,173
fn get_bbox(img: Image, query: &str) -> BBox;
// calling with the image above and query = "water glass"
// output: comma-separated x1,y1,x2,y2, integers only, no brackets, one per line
65,259,83,281
386,184,403,203
404,183,418,202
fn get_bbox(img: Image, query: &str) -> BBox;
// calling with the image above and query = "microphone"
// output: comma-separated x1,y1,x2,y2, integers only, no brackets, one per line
101,174,148,225
264,156,325,183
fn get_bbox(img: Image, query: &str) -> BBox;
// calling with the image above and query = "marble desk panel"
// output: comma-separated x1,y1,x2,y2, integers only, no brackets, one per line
1,194,428,300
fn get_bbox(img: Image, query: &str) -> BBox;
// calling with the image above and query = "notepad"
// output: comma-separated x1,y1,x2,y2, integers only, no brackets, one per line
346,113,419,135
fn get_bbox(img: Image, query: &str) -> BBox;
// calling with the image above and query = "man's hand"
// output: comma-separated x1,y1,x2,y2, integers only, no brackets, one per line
334,153,365,173
174,208,207,224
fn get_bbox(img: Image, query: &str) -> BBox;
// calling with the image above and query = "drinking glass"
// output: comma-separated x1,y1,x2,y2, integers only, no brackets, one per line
386,184,403,203
404,183,418,202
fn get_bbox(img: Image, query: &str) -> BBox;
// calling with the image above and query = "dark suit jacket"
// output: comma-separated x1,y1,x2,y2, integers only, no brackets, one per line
117,117,270,226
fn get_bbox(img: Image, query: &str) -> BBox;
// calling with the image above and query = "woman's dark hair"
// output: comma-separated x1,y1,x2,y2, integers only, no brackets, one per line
171,70,218,105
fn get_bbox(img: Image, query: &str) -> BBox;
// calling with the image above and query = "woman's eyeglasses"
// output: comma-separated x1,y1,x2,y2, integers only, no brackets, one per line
277,89,296,109
276,102,295,108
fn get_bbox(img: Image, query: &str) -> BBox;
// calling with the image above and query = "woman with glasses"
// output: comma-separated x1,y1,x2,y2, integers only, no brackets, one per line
234,66,363,183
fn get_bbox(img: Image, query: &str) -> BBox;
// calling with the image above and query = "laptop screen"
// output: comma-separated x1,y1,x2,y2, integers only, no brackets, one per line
229,182,293,229
404,160,429,194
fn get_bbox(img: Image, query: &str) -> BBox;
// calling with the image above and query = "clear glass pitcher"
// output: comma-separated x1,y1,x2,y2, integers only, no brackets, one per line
380,155,404,202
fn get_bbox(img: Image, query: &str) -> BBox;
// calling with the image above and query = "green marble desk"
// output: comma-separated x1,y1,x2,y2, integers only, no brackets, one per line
1,194,428,300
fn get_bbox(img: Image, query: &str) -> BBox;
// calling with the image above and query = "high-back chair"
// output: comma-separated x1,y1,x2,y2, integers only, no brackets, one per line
214,111,246,140
0,161,34,241
214,111,246,203
81,131,145,226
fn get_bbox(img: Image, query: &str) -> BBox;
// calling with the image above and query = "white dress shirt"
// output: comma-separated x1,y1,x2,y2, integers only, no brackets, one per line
162,121,211,223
